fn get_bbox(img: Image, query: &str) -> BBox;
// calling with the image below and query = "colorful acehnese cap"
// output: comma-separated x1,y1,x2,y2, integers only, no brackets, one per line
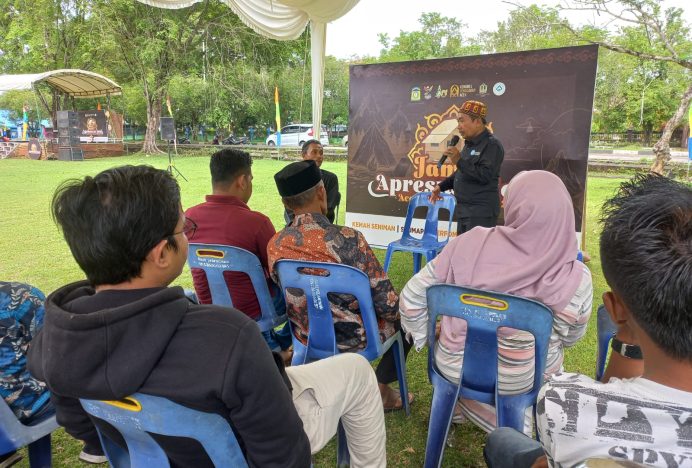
460,100,487,119
274,160,322,197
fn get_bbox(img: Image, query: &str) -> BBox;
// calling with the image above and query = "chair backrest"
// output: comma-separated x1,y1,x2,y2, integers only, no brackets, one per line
80,393,248,468
274,260,383,361
400,192,456,244
426,284,553,431
187,243,286,331
596,304,617,381
0,396,58,455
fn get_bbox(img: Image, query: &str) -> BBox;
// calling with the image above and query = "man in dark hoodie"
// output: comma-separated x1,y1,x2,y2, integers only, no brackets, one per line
27,165,386,467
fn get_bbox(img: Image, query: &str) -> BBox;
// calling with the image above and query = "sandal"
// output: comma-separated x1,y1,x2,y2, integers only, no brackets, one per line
451,400,466,424
383,391,415,412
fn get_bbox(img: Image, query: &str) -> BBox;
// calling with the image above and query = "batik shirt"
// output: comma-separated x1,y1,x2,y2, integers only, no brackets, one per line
267,213,399,351
0,282,50,421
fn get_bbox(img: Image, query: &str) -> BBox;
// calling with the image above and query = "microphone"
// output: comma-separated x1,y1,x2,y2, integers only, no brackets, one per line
438,135,460,168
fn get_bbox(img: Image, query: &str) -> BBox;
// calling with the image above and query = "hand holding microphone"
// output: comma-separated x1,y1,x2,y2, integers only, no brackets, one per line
437,135,461,168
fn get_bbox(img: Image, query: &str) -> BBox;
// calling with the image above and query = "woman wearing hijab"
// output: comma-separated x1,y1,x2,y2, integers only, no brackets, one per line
399,170,593,434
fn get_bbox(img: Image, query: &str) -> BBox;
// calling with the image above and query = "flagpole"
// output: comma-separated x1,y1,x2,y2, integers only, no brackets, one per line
275,86,282,148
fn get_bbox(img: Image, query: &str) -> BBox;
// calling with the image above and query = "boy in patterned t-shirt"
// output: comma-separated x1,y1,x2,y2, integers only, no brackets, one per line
484,174,692,467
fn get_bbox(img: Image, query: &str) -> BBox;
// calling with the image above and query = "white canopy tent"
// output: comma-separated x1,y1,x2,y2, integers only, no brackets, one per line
137,0,359,139
0,69,122,98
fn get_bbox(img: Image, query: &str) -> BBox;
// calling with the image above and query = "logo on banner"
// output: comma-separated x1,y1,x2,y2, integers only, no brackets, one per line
493,82,506,96
450,84,460,97
479,83,488,95
366,104,463,202
435,85,448,98
410,86,421,101
423,85,434,100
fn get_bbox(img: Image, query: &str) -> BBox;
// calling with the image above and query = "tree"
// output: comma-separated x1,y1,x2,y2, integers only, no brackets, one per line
540,0,692,173
378,12,481,61
480,5,578,53
321,56,350,133
0,0,102,122
91,0,217,153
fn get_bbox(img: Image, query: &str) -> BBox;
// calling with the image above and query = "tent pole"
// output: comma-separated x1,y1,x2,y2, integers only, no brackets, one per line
35,87,52,119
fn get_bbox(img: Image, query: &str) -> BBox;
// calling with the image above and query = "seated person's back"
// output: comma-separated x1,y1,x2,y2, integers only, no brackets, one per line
186,148,277,320
28,165,386,467
268,160,413,411
536,173,692,466
400,170,593,433
484,173,692,467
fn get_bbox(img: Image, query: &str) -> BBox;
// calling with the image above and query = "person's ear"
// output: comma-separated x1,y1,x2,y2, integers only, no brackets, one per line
239,174,249,191
603,290,630,327
146,238,173,269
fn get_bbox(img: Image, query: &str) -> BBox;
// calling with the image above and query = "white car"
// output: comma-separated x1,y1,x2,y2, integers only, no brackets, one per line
266,124,329,147
343,134,348,146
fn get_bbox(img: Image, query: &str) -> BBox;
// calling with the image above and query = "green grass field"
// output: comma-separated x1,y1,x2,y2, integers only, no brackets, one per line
0,155,627,467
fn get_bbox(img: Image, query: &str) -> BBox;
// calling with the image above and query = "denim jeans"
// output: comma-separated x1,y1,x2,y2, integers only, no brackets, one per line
484,427,544,468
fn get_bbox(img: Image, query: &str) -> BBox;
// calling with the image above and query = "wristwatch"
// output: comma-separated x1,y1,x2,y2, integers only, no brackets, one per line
611,337,643,359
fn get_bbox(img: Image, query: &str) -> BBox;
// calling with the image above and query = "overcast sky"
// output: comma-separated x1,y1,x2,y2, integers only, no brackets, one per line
325,0,692,59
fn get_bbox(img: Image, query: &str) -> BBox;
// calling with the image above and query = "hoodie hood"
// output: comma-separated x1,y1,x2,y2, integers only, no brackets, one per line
28,280,189,400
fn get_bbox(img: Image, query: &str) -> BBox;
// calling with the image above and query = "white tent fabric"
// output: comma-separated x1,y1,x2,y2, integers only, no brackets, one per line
136,0,359,138
0,69,122,98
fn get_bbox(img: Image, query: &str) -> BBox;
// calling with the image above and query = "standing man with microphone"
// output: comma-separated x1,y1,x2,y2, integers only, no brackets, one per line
431,100,504,234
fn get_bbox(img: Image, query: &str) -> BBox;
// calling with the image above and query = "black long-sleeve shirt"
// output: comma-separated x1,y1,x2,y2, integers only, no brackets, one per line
438,129,504,219
285,168,340,224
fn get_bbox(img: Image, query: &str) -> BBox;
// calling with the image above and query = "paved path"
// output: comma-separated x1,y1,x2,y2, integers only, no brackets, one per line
590,149,690,163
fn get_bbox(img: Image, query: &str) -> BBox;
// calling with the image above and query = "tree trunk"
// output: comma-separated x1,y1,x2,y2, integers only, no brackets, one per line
650,83,692,174
143,92,163,154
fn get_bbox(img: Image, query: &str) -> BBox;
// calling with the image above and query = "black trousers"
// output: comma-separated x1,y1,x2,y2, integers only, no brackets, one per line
374,328,413,384
456,216,497,235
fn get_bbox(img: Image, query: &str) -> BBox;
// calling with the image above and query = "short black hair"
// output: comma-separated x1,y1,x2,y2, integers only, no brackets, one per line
301,139,322,155
52,165,181,286
600,173,692,360
210,149,252,187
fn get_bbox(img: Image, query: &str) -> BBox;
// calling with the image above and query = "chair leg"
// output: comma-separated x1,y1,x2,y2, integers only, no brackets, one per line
427,250,437,262
423,380,458,468
27,434,51,468
496,397,529,434
292,344,308,366
336,420,350,468
383,247,394,273
393,335,410,416
596,339,609,381
413,253,422,274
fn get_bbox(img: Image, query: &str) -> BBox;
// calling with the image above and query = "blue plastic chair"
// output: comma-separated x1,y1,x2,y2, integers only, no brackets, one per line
383,192,456,274
275,260,410,467
423,285,553,468
596,304,617,381
187,244,287,333
0,398,58,468
275,260,410,411
80,393,247,468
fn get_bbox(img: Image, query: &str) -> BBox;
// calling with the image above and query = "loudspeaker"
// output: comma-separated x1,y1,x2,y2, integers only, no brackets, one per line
160,117,175,141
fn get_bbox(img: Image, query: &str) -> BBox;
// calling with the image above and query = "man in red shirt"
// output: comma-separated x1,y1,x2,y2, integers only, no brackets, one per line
185,149,291,356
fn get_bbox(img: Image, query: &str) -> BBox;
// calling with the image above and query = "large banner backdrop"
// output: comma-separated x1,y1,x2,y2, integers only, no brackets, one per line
345,45,598,247
78,110,108,143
